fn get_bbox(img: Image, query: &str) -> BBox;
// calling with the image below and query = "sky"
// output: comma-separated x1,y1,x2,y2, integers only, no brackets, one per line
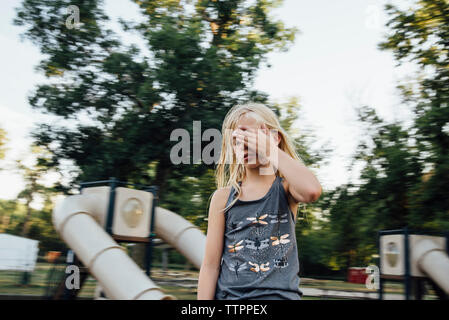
0,0,416,208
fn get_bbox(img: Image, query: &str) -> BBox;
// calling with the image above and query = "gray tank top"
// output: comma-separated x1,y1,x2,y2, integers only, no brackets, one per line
214,176,303,300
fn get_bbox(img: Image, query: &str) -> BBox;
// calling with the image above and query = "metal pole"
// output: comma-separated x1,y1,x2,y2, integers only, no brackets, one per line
378,230,383,300
404,226,411,300
105,177,117,235
445,231,449,256
413,278,424,300
145,186,158,276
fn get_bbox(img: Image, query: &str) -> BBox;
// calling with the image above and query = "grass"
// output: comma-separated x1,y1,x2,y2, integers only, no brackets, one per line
0,262,437,300
0,262,98,298
300,277,404,294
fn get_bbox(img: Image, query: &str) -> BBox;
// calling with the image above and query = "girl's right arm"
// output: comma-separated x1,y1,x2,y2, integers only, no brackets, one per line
197,187,229,300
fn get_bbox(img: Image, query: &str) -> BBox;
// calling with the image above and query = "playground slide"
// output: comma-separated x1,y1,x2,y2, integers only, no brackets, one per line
413,239,449,295
53,192,206,300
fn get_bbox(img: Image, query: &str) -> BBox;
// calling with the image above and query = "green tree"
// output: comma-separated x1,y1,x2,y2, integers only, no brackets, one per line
14,146,56,237
312,0,449,273
0,126,8,163
14,0,314,267
26,191,68,253
0,199,17,233
378,0,449,230
315,106,423,272
14,0,298,206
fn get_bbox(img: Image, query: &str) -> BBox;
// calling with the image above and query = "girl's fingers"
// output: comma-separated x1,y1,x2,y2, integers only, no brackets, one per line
233,131,258,144
235,133,257,144
233,127,271,155
233,132,253,144
235,136,257,150
261,123,270,136
234,130,265,147
235,136,258,153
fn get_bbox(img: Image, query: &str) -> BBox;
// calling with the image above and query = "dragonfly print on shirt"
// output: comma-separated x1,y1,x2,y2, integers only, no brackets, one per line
228,239,244,254
245,237,270,251
273,256,289,268
270,231,292,269
246,213,268,227
215,176,303,300
228,220,244,232
271,233,290,246
268,210,292,268
269,212,288,224
227,261,248,277
226,219,246,259
248,261,270,275
246,213,269,238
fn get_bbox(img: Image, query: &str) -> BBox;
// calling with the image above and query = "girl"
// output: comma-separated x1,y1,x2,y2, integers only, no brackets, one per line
197,102,322,300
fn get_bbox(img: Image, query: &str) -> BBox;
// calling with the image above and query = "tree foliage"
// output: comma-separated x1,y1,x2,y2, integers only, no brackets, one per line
13,0,300,210
378,0,449,230
310,0,449,273
0,126,7,162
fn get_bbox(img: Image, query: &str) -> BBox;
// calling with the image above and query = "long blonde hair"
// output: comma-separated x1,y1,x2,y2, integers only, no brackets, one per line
215,102,303,212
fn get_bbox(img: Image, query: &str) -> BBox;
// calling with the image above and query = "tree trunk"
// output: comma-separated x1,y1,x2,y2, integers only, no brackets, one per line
21,198,32,237
154,159,171,201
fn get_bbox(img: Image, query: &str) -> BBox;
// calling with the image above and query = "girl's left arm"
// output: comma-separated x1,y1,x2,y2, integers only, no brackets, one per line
233,126,322,203
272,148,322,203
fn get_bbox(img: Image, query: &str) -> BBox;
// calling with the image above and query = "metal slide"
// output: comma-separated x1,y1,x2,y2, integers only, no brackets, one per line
53,192,206,300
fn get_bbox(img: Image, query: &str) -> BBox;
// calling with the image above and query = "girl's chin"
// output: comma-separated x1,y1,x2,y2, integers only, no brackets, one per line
235,155,260,167
244,159,261,168
245,164,260,169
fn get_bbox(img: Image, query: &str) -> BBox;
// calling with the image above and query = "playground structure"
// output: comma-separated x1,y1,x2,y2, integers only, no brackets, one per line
52,178,206,300
50,178,449,300
378,228,449,299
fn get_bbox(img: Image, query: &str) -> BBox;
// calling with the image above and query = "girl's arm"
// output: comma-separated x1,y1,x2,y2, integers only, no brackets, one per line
197,187,228,300
274,148,322,203
233,126,322,203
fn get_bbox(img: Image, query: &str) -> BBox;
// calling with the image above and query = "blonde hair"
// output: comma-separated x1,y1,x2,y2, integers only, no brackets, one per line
215,102,303,212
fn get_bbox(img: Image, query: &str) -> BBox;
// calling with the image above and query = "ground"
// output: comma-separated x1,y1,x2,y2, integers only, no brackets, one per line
0,262,438,300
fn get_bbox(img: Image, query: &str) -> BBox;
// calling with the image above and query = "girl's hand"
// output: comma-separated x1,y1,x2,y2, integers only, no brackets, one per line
232,124,280,165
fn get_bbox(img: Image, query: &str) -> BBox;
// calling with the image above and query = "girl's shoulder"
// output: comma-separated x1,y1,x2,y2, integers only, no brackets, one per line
213,186,233,198
210,186,233,211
